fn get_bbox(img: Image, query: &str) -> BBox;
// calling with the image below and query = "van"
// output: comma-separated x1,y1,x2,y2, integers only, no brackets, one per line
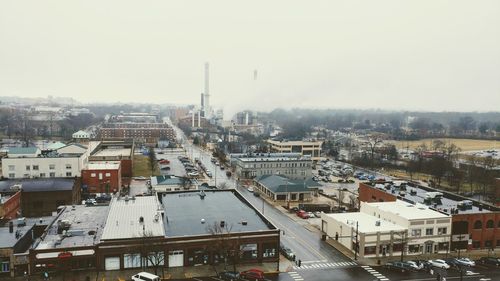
132,272,160,281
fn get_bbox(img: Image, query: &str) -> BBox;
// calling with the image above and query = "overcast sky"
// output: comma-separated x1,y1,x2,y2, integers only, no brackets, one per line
1,1,499,117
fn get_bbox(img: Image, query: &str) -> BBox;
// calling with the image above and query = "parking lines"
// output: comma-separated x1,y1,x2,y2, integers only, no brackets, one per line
289,271,304,281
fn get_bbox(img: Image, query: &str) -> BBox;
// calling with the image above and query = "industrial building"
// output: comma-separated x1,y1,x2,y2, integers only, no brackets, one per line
231,153,312,180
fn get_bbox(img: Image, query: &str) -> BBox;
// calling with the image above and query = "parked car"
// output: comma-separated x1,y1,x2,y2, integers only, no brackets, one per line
314,211,322,218
428,259,450,269
297,210,309,219
455,258,475,267
280,244,296,261
239,269,265,281
132,272,160,281
206,171,212,178
218,271,240,281
478,257,500,266
307,212,315,218
385,261,413,272
253,192,260,197
404,261,424,271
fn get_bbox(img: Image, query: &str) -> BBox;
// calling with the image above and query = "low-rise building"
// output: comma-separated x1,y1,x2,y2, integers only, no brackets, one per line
81,162,122,193
231,153,312,180
254,175,320,202
150,175,194,192
358,181,500,252
321,200,451,259
1,144,88,179
267,140,322,161
99,123,175,146
88,141,134,178
0,191,21,224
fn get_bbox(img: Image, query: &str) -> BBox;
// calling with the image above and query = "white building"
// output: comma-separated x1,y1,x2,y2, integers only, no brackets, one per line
1,144,89,179
321,200,451,259
72,130,90,140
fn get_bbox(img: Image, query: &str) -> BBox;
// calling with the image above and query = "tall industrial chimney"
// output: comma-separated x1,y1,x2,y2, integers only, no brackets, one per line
200,93,204,108
204,62,210,113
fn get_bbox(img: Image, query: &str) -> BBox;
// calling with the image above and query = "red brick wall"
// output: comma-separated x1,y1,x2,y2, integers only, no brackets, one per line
358,183,397,203
82,167,122,193
453,213,500,250
0,191,21,222
120,159,132,178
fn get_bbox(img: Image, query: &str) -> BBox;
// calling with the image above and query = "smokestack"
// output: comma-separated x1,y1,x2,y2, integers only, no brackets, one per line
245,112,249,125
191,111,195,127
200,93,204,108
198,111,201,128
204,62,210,112
9,221,14,233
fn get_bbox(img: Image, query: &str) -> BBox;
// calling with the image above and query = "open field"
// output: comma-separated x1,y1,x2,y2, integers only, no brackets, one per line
132,155,160,177
390,138,499,152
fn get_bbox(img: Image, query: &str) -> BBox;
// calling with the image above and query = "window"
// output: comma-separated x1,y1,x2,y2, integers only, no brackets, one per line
39,173,46,177
8,173,15,178
123,253,141,268
438,227,447,235
411,229,421,237
105,173,111,177
49,172,55,177
486,220,494,228
364,246,376,255
497,240,500,247
474,220,482,229
262,243,277,258
438,242,449,251
49,164,55,170
408,244,420,254
1,261,10,273
485,240,493,248
426,228,434,235
240,244,258,260
32,165,39,170
99,173,103,180
472,241,480,249
91,173,96,177
8,165,15,171
66,172,72,177
26,165,30,171
66,164,72,169
23,173,29,178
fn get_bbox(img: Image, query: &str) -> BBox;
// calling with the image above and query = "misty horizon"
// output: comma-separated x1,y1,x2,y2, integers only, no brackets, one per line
1,1,499,116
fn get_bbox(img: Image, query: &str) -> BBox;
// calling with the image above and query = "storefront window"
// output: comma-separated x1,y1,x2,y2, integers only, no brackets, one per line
144,252,164,267
240,244,258,260
124,253,141,268
408,244,420,254
187,249,208,266
437,242,449,251
262,243,277,258
364,246,376,255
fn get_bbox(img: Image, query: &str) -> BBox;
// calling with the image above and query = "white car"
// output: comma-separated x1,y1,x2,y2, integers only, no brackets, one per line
405,261,424,270
456,258,475,267
428,259,450,269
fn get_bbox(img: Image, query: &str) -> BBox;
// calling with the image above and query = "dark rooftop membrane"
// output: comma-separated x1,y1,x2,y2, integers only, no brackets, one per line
162,190,274,237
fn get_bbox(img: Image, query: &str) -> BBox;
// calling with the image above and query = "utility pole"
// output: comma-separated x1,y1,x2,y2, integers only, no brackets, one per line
355,221,359,261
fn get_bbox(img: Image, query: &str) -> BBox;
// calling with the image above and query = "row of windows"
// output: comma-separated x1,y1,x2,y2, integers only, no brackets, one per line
473,220,500,229
9,172,72,178
24,164,71,171
471,240,500,249
411,227,447,237
9,164,72,171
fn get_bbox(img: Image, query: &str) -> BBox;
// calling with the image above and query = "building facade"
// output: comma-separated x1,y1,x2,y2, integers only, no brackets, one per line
254,175,320,202
231,153,312,180
267,140,322,161
81,162,122,193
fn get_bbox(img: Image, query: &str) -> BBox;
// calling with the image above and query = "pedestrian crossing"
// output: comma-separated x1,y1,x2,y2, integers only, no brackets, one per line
361,265,389,281
292,261,357,270
288,271,304,281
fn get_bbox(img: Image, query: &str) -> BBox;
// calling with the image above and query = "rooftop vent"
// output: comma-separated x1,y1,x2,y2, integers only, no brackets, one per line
199,190,206,199
139,216,144,224
375,221,381,226
201,218,205,224
242,221,248,226
220,220,225,228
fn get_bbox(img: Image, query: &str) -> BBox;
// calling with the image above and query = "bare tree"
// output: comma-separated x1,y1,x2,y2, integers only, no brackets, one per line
366,134,384,165
136,230,166,277
205,221,241,275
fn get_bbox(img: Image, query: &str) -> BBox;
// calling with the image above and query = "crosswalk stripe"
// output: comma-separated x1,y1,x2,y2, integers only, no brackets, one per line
361,265,371,268
379,279,389,281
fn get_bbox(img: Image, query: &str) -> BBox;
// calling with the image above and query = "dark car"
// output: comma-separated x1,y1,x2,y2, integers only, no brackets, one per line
218,271,240,281
478,257,500,266
280,243,295,261
386,261,414,273
240,269,265,281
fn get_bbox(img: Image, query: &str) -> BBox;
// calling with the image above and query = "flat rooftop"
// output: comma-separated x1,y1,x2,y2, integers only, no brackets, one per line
162,190,274,237
36,204,110,250
92,148,132,157
367,181,495,215
323,212,406,234
238,156,310,162
0,179,75,192
86,161,120,170
101,196,165,240
363,200,450,220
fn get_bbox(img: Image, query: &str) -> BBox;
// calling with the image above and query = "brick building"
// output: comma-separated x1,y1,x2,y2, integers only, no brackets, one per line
99,123,175,146
0,191,21,224
81,162,122,193
88,141,134,178
358,181,500,252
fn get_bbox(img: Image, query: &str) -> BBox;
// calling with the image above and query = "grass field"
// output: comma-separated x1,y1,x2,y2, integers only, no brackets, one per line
390,138,499,152
132,155,160,177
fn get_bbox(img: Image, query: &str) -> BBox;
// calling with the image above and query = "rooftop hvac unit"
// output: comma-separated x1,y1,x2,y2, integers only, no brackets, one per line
375,221,381,226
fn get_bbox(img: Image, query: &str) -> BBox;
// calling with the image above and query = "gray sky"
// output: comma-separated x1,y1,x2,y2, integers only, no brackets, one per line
1,0,499,117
